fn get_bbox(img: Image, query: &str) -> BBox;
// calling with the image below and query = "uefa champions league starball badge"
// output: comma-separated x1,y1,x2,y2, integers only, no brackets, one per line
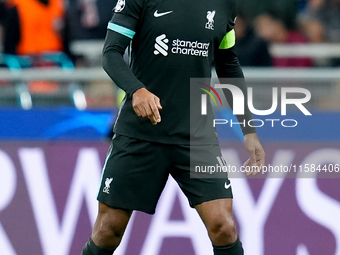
114,0,125,12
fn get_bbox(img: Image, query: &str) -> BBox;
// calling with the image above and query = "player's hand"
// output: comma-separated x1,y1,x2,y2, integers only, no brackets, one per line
132,88,162,125
243,133,265,176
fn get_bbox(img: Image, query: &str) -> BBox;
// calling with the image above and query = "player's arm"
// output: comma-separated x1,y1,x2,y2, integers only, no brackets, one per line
215,46,254,134
214,46,265,175
102,13,162,125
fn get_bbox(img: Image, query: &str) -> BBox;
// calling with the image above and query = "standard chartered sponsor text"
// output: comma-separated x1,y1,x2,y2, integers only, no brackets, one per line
172,39,209,57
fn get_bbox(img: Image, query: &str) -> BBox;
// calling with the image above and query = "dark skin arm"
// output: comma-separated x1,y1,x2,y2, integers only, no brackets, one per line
102,29,162,125
215,47,265,175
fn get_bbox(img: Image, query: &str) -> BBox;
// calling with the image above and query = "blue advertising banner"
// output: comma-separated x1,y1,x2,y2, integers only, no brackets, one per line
0,108,115,140
0,107,339,141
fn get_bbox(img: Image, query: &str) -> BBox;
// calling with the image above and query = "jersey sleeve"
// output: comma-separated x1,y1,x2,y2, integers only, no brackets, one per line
219,0,236,50
214,1,256,135
108,0,144,39
102,0,146,97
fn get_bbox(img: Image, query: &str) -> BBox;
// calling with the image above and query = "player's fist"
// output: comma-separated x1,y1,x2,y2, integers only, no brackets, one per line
132,88,162,125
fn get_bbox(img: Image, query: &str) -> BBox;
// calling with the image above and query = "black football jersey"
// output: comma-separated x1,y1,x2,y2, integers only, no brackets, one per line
108,0,237,144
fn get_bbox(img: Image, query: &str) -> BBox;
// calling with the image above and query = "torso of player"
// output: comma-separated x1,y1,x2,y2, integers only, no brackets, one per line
115,0,235,144
131,0,234,83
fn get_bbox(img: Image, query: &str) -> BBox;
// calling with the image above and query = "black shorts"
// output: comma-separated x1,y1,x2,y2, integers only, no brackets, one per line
97,134,233,214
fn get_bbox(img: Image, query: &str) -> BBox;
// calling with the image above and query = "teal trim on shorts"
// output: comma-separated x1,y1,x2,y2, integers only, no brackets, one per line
107,22,135,39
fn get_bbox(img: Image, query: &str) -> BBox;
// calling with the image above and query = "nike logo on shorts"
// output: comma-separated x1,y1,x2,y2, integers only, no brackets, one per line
225,182,231,189
154,10,173,17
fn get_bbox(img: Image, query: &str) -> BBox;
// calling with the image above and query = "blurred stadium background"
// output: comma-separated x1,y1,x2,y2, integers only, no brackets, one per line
0,0,340,254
